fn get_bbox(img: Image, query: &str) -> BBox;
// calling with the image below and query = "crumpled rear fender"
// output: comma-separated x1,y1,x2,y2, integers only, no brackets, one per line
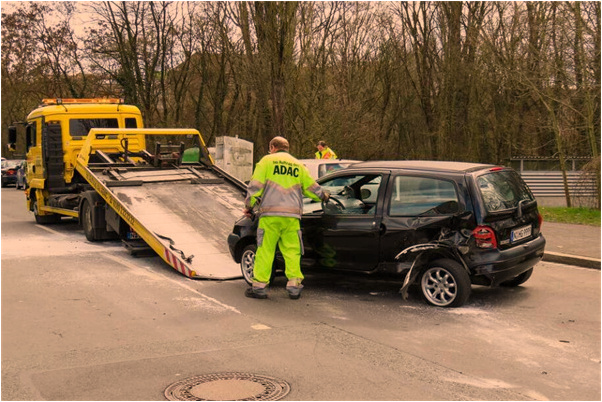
395,236,470,300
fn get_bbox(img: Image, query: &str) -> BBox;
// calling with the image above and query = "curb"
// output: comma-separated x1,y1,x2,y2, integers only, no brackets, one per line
543,252,601,270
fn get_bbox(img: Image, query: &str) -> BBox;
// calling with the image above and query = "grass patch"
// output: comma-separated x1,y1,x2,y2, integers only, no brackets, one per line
539,206,601,226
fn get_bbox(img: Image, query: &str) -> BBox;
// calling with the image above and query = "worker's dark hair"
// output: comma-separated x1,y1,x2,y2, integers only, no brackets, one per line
270,136,289,151
317,140,327,147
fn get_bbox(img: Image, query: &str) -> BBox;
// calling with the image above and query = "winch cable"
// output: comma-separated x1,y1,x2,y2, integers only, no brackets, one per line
155,233,194,263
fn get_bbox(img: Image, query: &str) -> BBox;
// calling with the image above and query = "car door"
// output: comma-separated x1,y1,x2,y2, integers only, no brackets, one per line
301,172,387,271
379,173,466,266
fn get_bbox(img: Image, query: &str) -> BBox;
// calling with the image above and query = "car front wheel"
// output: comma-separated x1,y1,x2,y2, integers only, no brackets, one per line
240,244,256,285
420,259,471,307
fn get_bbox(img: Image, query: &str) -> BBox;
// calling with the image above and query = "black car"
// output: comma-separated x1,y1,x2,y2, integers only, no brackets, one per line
1,159,24,188
228,161,546,307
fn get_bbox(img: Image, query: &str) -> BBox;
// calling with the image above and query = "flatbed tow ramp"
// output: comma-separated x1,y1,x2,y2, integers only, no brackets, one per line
75,128,247,280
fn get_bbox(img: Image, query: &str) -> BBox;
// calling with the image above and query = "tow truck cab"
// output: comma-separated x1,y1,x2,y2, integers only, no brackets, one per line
10,98,145,217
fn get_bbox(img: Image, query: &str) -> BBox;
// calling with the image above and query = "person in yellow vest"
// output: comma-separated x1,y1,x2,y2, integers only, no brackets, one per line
244,136,329,300
315,140,338,159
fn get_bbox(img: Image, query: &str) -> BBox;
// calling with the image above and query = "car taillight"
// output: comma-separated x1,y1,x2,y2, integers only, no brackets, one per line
538,213,543,229
7,169,15,174
472,225,498,249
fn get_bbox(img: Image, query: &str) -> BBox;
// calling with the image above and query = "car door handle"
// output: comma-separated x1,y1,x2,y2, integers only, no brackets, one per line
379,223,387,235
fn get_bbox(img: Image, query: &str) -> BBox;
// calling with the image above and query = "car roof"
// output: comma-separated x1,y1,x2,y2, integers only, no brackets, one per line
348,160,495,173
298,159,361,165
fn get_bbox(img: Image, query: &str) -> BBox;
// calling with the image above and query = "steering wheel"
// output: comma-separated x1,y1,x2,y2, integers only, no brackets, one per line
322,196,346,213
341,185,355,198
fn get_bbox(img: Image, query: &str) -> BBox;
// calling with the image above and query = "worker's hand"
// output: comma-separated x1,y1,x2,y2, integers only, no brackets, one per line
323,190,330,202
243,207,253,218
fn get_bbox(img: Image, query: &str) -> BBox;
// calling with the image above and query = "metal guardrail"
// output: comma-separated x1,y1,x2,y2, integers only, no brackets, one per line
520,171,598,197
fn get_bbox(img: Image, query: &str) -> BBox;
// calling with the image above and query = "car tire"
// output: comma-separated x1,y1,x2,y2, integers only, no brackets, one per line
33,200,60,224
500,268,533,287
240,244,278,285
420,259,471,308
240,244,256,285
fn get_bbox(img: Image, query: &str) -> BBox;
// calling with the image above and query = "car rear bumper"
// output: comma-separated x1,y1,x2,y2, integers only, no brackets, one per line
466,234,546,286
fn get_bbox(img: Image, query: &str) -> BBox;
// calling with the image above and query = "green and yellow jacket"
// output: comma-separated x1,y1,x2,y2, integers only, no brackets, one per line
245,151,326,219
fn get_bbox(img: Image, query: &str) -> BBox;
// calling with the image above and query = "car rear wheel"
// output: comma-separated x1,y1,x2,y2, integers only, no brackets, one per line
420,259,471,307
500,268,533,287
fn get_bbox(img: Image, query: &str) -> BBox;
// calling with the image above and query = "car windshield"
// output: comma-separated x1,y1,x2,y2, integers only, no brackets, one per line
477,170,534,213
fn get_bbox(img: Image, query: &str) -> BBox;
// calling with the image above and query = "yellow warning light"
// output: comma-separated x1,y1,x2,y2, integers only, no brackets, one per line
41,98,124,106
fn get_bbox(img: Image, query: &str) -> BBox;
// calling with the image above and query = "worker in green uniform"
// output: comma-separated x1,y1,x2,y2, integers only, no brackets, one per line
315,140,338,159
244,136,329,300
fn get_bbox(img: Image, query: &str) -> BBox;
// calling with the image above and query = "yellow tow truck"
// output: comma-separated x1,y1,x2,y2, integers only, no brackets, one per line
8,98,247,279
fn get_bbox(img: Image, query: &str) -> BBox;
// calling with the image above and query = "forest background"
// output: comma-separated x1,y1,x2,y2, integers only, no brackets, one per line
1,1,600,199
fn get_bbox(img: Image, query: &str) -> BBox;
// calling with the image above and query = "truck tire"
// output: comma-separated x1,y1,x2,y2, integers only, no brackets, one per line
420,259,471,308
81,199,98,242
33,200,61,224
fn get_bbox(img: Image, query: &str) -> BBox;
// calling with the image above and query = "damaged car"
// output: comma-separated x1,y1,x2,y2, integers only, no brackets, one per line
228,161,545,307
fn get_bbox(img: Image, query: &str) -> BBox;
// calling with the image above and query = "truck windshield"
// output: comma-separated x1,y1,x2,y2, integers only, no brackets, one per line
69,119,119,137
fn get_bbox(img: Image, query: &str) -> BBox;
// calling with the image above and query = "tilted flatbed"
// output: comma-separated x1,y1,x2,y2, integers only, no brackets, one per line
73,128,247,279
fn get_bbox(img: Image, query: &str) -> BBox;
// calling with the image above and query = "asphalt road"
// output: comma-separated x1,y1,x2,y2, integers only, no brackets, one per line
1,188,600,401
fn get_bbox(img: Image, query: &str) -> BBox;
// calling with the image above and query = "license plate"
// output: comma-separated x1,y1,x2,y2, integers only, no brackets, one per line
127,230,140,240
511,225,532,242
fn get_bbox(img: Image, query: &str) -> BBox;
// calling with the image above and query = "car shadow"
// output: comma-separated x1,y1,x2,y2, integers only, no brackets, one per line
272,270,534,308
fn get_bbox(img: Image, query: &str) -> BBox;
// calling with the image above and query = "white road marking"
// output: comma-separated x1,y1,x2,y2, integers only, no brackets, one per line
104,253,241,314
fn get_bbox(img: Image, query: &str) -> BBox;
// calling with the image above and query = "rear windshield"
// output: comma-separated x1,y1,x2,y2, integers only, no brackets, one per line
69,118,119,137
477,170,534,212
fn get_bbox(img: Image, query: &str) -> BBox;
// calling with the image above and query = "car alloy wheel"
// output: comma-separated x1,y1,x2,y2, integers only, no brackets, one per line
420,259,471,307
240,244,256,285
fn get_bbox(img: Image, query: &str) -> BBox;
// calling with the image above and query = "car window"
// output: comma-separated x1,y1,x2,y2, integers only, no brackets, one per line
303,174,382,215
477,170,533,212
389,176,459,216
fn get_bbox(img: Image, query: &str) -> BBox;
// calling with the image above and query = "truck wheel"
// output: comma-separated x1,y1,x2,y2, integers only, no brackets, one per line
420,259,471,308
500,268,533,287
33,200,60,224
81,199,98,241
240,244,256,285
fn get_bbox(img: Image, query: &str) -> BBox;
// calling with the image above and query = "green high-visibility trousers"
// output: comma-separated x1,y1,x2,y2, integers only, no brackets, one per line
254,216,304,284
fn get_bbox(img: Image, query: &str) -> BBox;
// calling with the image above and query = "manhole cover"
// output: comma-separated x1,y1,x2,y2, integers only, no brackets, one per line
165,372,291,401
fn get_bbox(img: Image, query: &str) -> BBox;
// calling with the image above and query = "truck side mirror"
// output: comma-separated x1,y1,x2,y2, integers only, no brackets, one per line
8,126,17,151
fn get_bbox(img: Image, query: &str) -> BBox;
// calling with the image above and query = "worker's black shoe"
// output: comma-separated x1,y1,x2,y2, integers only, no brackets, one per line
286,285,303,300
245,287,268,299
